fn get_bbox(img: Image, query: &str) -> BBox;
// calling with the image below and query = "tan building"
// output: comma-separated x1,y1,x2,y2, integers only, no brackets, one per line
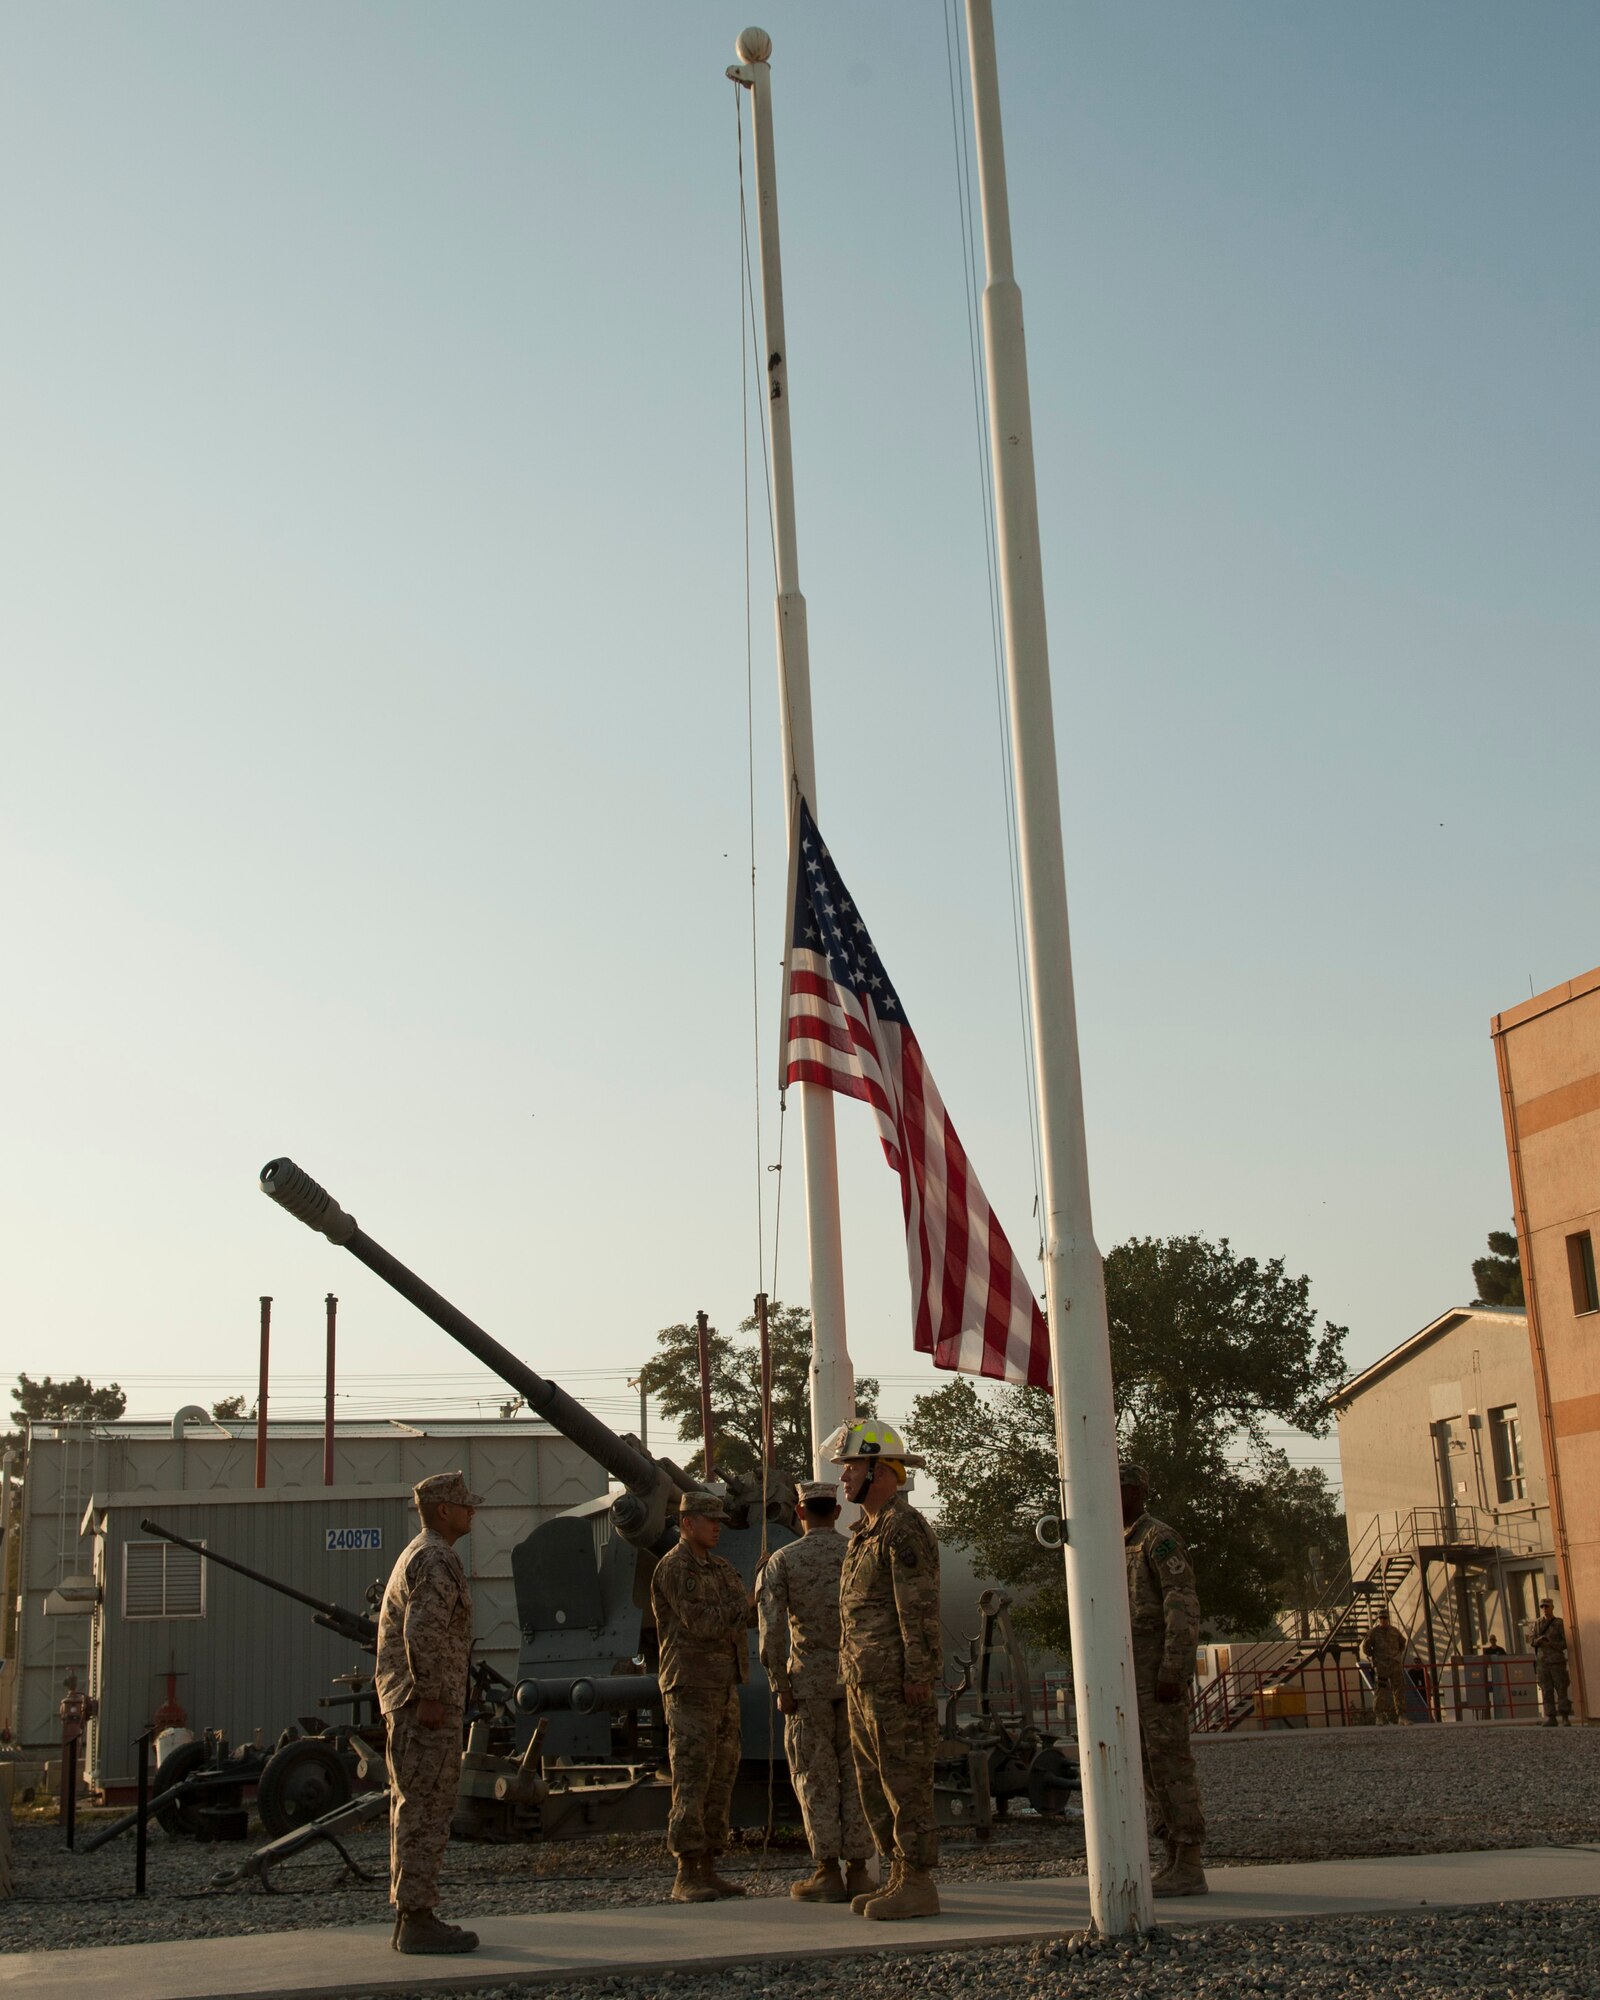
1492,961,1600,1721
1330,1305,1556,1667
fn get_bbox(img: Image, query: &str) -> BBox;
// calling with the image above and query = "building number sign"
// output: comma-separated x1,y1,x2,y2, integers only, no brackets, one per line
325,1527,383,1553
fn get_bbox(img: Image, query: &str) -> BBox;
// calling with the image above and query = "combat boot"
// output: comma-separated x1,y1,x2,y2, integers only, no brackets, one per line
671,1857,718,1904
863,1864,940,1920
853,1856,897,1914
844,1858,875,1900
702,1855,747,1898
393,1909,480,1954
791,1859,848,1903
1152,1844,1208,1897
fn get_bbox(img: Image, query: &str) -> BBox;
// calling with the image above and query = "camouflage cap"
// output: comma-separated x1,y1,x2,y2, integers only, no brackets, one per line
797,1480,840,1504
414,1470,484,1510
679,1490,728,1520
1117,1461,1151,1489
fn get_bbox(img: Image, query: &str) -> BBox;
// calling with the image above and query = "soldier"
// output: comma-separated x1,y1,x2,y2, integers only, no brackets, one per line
650,1489,757,1903
1120,1462,1207,1897
1361,1607,1410,1726
758,1478,873,1905
1533,1597,1572,1726
829,1419,942,1923
375,1469,483,1955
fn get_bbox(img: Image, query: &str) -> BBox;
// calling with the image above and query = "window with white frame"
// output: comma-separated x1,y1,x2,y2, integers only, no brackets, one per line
1488,1406,1526,1504
122,1539,205,1619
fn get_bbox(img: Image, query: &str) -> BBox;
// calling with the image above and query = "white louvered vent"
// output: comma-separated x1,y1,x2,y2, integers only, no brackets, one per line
122,1541,205,1619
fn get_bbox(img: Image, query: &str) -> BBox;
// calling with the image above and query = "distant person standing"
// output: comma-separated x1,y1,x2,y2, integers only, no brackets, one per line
376,1470,483,1956
758,1480,873,1904
1120,1462,1207,1896
1534,1598,1572,1726
650,1490,757,1902
1479,1640,1508,1719
1361,1608,1410,1725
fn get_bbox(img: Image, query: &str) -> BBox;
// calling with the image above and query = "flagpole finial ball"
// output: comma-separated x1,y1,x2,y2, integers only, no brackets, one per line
736,27,773,64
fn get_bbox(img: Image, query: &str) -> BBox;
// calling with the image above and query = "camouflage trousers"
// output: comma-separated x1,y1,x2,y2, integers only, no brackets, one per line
663,1686,741,1858
846,1684,938,1871
785,1695,872,1863
1372,1667,1408,1724
386,1703,463,1912
1135,1684,1205,1846
1538,1662,1572,1720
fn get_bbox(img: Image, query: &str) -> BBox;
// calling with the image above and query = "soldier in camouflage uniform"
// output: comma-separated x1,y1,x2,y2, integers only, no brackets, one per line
1120,1462,1207,1898
650,1489,757,1903
1534,1598,1572,1725
829,1419,942,1923
758,1479,873,1905
376,1469,483,1955
1361,1608,1410,1725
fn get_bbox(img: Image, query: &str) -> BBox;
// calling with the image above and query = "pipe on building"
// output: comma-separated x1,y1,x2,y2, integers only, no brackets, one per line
256,1297,272,1491
170,1406,210,1442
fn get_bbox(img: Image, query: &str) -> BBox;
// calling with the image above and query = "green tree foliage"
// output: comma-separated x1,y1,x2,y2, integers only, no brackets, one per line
210,1394,251,1420
1471,1227,1524,1309
12,1373,127,1425
907,1235,1348,1650
638,1302,878,1481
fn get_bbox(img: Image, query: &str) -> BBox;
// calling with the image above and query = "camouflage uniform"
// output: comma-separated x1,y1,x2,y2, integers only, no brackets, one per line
651,1536,754,1859
839,1492,941,1872
759,1525,871,1864
1124,1511,1205,1846
1534,1613,1572,1723
1361,1621,1409,1724
376,1522,474,1913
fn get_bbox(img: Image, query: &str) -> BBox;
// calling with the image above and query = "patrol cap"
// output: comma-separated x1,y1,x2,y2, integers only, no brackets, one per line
680,1490,728,1521
414,1470,484,1510
798,1480,840,1504
1540,1596,1555,1607
1117,1461,1150,1489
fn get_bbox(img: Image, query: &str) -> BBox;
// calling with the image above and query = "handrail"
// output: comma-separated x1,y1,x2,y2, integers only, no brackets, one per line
1192,1651,1543,1732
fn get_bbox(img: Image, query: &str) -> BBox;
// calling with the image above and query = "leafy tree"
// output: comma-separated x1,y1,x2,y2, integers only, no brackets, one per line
210,1394,251,1421
12,1374,126,1425
908,1235,1348,1650
1471,1227,1524,1309
638,1301,878,1481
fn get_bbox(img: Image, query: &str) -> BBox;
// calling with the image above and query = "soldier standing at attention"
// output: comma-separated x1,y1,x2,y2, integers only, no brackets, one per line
375,1470,483,1956
1361,1607,1410,1726
829,1419,942,1923
758,1479,873,1905
650,1490,756,1903
1121,1462,1207,1898
1534,1597,1572,1725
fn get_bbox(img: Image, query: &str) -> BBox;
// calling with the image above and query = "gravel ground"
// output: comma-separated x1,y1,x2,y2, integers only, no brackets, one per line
3,1724,1596,1958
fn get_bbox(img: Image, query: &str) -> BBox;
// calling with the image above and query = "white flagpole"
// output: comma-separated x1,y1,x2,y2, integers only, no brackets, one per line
964,0,1152,1933
727,28,856,1476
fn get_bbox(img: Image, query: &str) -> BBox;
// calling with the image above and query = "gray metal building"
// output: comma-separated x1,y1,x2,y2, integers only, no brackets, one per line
8,1413,603,1767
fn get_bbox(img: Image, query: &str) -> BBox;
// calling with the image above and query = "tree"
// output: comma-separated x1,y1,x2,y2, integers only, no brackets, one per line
210,1394,251,1421
12,1374,126,1426
907,1235,1349,1650
637,1302,879,1481
1471,1227,1524,1309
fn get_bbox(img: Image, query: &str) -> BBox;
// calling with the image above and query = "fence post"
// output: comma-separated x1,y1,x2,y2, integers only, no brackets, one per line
135,1729,151,1896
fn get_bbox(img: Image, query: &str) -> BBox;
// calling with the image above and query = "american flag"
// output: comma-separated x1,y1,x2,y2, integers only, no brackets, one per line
784,797,1052,1390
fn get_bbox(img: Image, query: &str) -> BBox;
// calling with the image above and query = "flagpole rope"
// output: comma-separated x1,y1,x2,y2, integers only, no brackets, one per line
942,0,1048,1263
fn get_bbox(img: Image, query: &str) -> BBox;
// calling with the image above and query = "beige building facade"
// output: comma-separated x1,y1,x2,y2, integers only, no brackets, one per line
1492,961,1600,1721
1330,1306,1556,1661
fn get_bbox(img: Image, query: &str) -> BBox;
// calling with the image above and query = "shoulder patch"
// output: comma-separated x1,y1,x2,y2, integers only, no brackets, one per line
1152,1537,1178,1561
1164,1555,1188,1577
682,1574,699,1595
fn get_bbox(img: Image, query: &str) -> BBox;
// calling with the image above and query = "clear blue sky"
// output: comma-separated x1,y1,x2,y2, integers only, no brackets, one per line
3,2,1594,1460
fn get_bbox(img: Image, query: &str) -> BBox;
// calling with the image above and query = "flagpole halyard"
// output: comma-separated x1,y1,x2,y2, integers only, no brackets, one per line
963,0,1153,1935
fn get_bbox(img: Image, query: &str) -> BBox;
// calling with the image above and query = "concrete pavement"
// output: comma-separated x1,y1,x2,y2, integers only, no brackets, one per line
5,1846,1599,2000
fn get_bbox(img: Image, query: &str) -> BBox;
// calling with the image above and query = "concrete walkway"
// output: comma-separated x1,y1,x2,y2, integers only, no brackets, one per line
5,1847,1599,2000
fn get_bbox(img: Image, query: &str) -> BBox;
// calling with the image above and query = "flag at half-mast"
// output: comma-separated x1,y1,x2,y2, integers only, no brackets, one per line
783,796,1051,1390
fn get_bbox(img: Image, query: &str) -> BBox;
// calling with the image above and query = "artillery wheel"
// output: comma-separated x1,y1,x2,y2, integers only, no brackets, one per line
154,1742,244,1838
1024,1743,1078,1818
257,1737,354,1838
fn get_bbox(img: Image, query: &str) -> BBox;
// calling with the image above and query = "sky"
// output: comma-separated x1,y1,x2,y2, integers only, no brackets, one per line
3,2,1594,1490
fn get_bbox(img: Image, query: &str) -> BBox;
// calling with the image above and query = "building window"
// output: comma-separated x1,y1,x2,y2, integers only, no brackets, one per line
1488,1406,1526,1504
1568,1231,1599,1316
122,1540,205,1619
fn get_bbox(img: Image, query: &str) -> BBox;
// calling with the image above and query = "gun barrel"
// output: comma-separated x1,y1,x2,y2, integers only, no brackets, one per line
259,1157,662,1498
139,1519,379,1646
